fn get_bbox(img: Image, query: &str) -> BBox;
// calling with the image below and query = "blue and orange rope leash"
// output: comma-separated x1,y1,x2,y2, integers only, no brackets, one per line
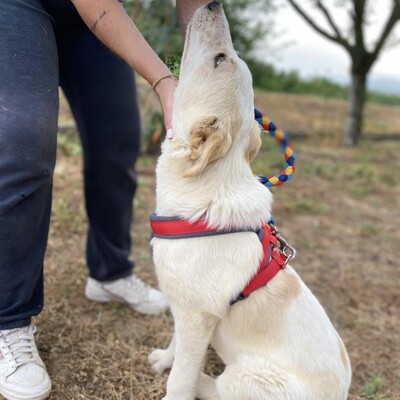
254,108,296,188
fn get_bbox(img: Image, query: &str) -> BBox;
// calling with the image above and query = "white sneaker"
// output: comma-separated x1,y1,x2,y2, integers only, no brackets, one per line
0,325,51,400
85,274,169,315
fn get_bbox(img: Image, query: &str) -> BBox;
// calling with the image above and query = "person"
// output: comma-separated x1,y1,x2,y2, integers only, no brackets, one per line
0,0,209,399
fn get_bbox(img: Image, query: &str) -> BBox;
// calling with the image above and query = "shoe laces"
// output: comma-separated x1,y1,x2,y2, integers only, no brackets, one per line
1,325,38,371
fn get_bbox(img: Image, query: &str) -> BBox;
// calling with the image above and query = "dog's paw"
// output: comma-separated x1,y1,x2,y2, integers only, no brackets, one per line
148,348,174,374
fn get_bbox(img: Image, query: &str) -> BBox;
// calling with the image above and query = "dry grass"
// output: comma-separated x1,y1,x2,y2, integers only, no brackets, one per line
20,89,400,400
255,90,400,143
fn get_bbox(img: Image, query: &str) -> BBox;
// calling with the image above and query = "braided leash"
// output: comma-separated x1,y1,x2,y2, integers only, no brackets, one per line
254,108,296,188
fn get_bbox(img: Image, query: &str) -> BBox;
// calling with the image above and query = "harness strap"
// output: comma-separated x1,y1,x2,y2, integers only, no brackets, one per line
150,213,255,239
150,214,295,304
235,224,287,303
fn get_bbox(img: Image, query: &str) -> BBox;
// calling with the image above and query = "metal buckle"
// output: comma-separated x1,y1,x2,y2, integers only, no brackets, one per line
269,224,296,268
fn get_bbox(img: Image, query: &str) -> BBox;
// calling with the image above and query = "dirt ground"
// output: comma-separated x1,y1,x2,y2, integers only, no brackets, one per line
18,90,400,400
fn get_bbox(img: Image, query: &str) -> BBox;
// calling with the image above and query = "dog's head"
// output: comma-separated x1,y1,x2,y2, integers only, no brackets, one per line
173,1,261,177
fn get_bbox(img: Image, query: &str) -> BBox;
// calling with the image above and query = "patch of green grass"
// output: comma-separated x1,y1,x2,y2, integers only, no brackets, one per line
252,137,298,184
343,165,380,182
254,141,286,174
360,223,380,236
361,375,393,400
138,154,157,168
137,176,151,189
138,252,152,262
355,153,374,163
349,186,372,196
57,131,82,156
383,234,396,243
106,302,127,317
351,318,368,329
297,157,384,197
380,173,400,188
285,199,330,215
52,198,85,233
297,163,317,178
299,163,333,180
296,239,313,250
366,121,390,132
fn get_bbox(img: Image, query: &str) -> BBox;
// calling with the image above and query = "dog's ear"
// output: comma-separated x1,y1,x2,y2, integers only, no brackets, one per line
183,116,232,177
246,120,262,162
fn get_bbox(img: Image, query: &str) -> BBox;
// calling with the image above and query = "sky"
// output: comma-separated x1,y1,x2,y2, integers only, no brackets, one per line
263,1,400,94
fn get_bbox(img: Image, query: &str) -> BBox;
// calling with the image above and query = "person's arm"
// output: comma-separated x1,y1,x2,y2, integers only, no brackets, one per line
176,0,211,36
71,0,176,129
71,0,210,130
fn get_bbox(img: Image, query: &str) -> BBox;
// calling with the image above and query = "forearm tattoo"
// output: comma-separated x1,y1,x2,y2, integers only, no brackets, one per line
91,10,106,32
91,0,124,32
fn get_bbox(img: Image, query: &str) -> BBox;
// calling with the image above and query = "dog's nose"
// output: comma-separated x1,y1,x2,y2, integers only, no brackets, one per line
207,1,221,10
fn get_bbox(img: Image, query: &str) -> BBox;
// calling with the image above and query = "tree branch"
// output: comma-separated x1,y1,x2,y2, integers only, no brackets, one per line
369,0,400,65
286,0,350,49
315,0,352,50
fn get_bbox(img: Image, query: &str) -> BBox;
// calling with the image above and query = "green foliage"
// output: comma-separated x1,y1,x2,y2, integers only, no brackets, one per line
125,0,183,61
128,0,400,108
167,55,181,77
248,59,400,105
367,91,400,106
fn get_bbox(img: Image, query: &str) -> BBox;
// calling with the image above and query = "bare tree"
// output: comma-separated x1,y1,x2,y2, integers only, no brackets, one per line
285,0,400,145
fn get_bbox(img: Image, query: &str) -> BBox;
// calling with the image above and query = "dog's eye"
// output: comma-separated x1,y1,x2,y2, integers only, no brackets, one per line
214,53,226,68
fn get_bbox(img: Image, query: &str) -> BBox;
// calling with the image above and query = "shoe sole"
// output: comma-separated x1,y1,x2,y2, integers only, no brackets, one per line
85,289,168,315
0,385,51,400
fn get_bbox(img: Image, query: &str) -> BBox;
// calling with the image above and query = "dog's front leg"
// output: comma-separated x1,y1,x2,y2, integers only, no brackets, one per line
163,311,218,400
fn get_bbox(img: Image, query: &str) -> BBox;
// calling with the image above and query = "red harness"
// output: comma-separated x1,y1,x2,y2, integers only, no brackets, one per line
150,214,295,304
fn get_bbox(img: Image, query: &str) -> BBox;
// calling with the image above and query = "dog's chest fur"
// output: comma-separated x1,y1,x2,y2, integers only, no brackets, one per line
154,141,273,230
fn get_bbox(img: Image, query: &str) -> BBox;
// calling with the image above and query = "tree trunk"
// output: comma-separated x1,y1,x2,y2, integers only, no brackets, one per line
343,70,367,146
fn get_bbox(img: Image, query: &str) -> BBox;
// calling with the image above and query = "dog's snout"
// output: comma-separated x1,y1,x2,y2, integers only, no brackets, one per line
207,1,221,11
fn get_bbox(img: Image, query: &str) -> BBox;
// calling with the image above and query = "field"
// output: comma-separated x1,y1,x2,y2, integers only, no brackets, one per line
29,88,400,400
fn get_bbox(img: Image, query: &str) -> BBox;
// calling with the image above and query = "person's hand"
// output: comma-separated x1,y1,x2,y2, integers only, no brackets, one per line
153,75,178,139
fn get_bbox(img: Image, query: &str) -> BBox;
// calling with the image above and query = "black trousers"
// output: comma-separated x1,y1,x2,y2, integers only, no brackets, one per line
0,0,141,329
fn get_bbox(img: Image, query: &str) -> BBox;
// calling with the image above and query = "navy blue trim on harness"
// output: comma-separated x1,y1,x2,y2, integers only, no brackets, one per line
150,213,260,239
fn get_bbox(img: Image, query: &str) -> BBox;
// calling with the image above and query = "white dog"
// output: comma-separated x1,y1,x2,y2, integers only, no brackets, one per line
148,2,351,399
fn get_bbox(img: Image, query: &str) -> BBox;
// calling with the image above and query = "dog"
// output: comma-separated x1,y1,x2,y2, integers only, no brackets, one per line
148,2,351,399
